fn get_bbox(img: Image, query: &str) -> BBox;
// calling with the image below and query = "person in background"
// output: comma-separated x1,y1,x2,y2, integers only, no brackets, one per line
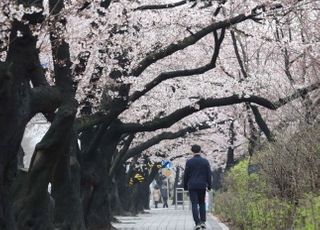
152,185,161,208
184,144,212,230
161,185,169,208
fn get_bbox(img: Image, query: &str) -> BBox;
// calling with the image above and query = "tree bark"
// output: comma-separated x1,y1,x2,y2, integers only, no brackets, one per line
109,177,125,215
226,120,235,170
15,102,77,230
52,131,86,230
0,15,45,229
172,167,180,205
82,122,121,230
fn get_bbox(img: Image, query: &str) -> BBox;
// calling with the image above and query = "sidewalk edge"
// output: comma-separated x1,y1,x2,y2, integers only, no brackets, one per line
211,215,229,230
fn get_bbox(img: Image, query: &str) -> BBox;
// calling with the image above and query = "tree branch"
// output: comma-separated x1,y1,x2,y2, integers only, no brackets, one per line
121,82,320,134
230,30,248,79
30,86,62,117
129,29,225,102
76,80,320,135
134,0,189,11
170,153,189,161
131,12,257,76
75,112,107,131
250,105,273,141
274,82,320,109
120,94,276,133
231,30,273,142
109,134,135,176
284,48,294,82
49,0,73,95
122,123,210,161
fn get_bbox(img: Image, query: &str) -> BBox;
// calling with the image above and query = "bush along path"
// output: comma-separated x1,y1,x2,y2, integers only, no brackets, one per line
214,125,320,230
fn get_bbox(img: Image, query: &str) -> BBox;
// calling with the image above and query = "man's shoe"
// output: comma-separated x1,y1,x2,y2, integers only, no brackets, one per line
200,222,206,229
193,225,201,230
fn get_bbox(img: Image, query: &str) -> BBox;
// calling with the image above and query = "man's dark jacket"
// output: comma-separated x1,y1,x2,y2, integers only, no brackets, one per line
183,155,212,190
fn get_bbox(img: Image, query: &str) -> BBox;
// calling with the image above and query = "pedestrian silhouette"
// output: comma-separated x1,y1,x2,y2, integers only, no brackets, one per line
152,185,161,208
183,144,212,230
161,185,169,208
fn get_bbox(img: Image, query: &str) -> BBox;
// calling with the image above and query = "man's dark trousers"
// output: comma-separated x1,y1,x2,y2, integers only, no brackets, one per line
189,189,206,225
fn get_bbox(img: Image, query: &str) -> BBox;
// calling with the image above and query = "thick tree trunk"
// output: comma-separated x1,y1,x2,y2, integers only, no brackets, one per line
0,168,16,230
125,186,140,215
225,147,235,170
132,182,150,213
211,168,223,191
15,102,77,230
172,167,180,205
86,174,113,230
82,122,121,230
17,147,25,169
0,18,38,230
52,132,86,230
226,120,235,170
119,163,140,215
110,178,125,215
116,166,132,215
143,187,151,210
126,164,159,214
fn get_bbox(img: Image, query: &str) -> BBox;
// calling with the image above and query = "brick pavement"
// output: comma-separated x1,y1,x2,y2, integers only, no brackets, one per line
113,207,228,230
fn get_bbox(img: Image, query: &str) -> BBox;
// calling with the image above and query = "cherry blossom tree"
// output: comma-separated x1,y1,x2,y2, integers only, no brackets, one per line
1,0,320,229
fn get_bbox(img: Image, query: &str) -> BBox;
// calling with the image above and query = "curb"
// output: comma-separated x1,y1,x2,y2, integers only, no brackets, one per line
211,215,229,230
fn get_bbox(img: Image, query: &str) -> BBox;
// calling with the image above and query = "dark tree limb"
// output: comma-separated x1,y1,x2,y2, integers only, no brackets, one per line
170,153,189,161
30,86,61,117
246,104,259,156
231,31,274,143
250,105,273,141
134,0,227,13
76,29,225,132
75,112,107,132
129,29,225,103
230,30,248,79
109,134,135,176
76,92,129,132
273,82,320,108
134,0,189,11
213,0,227,16
172,166,182,205
131,12,259,76
100,0,111,9
284,48,294,82
230,31,267,154
225,120,235,170
122,81,320,134
122,123,210,161
76,80,320,136
73,51,91,76
120,95,276,133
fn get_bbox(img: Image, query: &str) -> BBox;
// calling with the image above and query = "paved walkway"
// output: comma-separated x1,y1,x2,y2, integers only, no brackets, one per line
113,207,227,230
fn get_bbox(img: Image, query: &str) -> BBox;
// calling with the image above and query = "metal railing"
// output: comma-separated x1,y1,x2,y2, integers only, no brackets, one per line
175,188,189,210
175,188,214,211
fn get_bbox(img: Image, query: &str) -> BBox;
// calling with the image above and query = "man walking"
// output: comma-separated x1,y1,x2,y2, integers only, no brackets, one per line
184,144,212,230
161,185,169,208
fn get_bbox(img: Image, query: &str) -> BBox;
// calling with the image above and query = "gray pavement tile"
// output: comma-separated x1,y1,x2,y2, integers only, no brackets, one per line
113,207,225,230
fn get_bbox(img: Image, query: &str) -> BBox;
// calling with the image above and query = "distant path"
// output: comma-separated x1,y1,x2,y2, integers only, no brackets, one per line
113,207,228,230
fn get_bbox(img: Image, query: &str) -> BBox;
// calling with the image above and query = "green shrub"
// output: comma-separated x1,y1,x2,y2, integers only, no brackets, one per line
214,124,320,229
295,194,320,230
214,160,293,229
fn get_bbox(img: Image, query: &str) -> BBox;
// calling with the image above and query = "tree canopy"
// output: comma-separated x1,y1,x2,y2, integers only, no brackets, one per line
0,0,320,229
